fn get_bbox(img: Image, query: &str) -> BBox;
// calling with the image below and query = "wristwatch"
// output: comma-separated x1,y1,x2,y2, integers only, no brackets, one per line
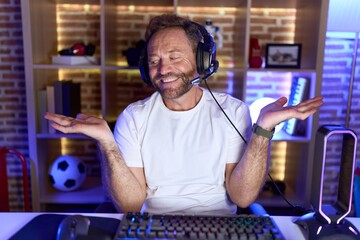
252,123,275,140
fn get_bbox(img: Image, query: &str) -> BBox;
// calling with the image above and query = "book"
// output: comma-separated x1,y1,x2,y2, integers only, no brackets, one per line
46,85,56,134
54,80,64,115
62,81,81,117
37,89,48,133
54,80,81,118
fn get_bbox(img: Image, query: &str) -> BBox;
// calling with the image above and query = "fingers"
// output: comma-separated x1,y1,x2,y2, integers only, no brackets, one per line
44,112,81,134
295,96,323,112
257,95,323,129
290,96,323,120
76,113,88,119
49,121,73,134
44,112,73,125
297,96,323,107
275,96,288,106
44,112,62,120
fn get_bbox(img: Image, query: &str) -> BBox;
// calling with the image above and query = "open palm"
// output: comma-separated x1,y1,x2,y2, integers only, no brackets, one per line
44,112,114,144
256,96,323,131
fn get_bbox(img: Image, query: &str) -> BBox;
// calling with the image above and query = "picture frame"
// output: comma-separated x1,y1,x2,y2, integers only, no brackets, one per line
265,43,302,68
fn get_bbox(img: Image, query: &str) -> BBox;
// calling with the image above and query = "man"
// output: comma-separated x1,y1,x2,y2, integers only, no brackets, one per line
45,14,323,214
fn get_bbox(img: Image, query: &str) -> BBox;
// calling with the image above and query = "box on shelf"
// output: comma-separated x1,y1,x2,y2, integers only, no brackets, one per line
52,56,99,65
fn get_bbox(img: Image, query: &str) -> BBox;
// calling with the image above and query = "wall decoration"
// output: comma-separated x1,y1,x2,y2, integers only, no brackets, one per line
265,43,301,68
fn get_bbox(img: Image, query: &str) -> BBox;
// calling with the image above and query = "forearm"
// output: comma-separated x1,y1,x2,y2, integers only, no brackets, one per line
227,134,271,208
97,140,146,212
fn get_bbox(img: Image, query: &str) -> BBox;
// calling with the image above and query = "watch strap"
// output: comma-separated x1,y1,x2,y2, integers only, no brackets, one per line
252,123,275,139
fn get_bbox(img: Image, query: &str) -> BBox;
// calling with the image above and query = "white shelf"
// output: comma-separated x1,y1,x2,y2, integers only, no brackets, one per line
247,68,317,73
41,177,106,204
272,130,310,142
37,133,91,140
33,64,101,70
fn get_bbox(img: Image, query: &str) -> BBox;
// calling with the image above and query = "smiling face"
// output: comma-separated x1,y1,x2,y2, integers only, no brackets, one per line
147,27,198,102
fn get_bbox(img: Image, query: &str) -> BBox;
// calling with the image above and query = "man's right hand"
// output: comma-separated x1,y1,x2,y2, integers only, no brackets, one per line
44,112,114,144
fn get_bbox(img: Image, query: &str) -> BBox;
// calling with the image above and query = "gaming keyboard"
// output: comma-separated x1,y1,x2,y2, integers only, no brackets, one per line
116,212,285,239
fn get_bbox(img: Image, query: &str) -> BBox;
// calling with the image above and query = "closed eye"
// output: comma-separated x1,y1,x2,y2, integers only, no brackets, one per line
148,58,159,66
169,54,182,62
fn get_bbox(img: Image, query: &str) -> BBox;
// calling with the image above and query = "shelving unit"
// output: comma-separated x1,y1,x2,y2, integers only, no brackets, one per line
21,0,329,211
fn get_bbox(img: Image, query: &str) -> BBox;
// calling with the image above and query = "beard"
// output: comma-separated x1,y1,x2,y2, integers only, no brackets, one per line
152,71,194,100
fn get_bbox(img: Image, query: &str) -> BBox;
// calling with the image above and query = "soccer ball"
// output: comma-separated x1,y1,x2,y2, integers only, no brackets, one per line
49,155,87,192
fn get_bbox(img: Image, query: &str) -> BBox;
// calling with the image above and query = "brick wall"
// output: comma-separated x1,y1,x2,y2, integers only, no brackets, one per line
0,0,29,211
1,2,358,211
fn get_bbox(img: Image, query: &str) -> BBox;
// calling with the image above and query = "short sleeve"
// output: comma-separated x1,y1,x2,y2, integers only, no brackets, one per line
113,108,144,168
226,101,252,164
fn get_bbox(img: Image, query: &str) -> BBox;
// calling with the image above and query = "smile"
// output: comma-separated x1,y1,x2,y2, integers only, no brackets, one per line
161,77,178,83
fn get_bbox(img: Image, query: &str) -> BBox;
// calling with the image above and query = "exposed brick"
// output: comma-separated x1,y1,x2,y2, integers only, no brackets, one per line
281,19,295,25
250,26,264,32
268,11,296,17
0,6,19,13
251,18,277,24
117,15,147,21
0,128,17,133
135,6,173,14
273,36,295,42
268,27,295,33
58,22,88,28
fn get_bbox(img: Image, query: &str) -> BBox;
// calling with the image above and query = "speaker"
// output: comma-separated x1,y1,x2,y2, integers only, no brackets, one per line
295,125,359,239
58,42,96,56
139,22,219,85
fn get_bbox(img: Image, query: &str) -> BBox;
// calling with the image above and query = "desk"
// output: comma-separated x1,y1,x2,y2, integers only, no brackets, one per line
1,212,360,240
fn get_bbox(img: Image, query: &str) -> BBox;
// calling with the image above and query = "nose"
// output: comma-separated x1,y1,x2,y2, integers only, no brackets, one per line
157,59,171,76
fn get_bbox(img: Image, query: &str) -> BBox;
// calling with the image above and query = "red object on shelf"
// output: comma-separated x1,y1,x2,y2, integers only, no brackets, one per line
249,38,263,68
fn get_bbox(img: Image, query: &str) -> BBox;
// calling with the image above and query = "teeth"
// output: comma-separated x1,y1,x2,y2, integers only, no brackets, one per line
162,78,177,83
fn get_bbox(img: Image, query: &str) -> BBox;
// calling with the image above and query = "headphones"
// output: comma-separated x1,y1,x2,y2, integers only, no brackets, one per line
139,22,219,85
58,42,96,56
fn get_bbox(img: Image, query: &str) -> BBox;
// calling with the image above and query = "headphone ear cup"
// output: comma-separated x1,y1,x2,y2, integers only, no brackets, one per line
196,42,205,75
195,24,218,77
196,41,215,76
139,46,152,85
197,42,213,75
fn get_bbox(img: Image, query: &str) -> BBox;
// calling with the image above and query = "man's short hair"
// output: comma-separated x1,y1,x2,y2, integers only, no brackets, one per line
144,14,200,53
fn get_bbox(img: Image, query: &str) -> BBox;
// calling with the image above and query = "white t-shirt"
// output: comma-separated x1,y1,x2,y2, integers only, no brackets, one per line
114,88,252,214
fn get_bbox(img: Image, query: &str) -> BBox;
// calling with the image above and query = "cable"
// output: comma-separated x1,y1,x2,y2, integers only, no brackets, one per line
204,79,247,144
203,78,310,215
267,173,294,208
